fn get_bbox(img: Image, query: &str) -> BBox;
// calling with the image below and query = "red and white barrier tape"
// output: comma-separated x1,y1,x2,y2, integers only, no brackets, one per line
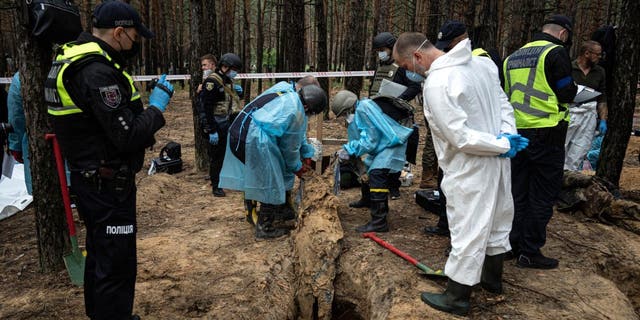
0,71,375,84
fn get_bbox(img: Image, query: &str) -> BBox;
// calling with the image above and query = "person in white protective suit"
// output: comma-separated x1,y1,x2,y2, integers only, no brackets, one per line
333,90,415,233
219,76,327,239
564,40,607,171
393,32,529,316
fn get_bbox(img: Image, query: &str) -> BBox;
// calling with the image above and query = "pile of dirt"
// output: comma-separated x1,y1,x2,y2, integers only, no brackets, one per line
1,89,640,319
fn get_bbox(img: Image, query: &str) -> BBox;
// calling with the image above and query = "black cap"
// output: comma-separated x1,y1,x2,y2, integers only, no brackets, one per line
435,20,467,50
92,1,154,39
544,14,573,32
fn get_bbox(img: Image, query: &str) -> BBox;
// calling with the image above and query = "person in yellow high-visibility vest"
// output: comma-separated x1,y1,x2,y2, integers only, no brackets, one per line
503,14,578,270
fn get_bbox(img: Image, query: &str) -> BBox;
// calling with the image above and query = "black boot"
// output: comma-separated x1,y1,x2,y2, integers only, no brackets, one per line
421,279,472,316
256,204,289,239
355,192,389,233
276,190,296,221
349,183,370,208
481,253,505,294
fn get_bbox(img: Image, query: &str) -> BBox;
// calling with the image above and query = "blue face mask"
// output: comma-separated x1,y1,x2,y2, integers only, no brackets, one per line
227,70,238,79
406,70,425,83
378,50,390,62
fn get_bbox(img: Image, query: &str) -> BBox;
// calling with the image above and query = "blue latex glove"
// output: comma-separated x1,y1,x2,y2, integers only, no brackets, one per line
149,74,174,112
209,132,219,145
598,120,607,136
234,84,243,96
498,133,528,158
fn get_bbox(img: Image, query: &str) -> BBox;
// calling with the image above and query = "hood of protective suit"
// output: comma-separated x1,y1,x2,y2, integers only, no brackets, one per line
428,38,472,75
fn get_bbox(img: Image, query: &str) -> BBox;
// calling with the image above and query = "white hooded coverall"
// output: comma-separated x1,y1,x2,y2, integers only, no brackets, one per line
564,100,598,170
423,39,517,286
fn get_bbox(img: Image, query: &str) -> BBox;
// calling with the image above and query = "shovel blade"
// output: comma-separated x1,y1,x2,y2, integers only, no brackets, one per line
63,236,85,286
63,250,85,286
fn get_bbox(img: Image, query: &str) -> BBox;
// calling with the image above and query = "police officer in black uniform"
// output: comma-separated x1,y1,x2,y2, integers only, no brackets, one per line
45,2,174,319
197,53,242,197
369,32,421,200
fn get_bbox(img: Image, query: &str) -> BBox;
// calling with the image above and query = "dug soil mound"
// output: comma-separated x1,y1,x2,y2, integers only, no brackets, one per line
1,89,639,319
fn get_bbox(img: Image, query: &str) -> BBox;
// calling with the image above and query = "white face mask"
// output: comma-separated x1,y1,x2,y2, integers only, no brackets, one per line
202,69,213,79
346,113,355,125
378,50,390,62
227,70,238,79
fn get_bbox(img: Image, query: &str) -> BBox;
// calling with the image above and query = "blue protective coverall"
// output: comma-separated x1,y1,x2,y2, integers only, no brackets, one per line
343,99,413,173
7,72,32,195
219,81,314,204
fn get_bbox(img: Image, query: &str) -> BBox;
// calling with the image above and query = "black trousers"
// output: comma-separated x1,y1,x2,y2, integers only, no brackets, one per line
369,168,391,197
71,172,137,320
510,121,567,256
208,132,228,189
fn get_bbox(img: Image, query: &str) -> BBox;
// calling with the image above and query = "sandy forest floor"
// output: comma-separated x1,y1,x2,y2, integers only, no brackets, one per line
1,88,640,320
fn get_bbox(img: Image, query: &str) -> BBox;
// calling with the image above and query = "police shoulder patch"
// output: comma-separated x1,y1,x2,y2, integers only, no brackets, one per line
206,82,215,91
99,85,122,108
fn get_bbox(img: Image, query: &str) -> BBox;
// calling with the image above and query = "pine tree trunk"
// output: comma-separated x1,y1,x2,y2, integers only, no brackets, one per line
203,0,218,55
596,0,640,186
282,0,305,72
256,0,265,92
242,0,251,102
15,0,67,272
345,0,366,95
190,0,209,172
316,0,329,115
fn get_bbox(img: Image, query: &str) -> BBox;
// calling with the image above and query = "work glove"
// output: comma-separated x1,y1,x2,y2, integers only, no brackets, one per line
234,84,243,97
149,74,174,112
10,150,23,163
337,148,350,162
209,132,219,145
598,120,607,136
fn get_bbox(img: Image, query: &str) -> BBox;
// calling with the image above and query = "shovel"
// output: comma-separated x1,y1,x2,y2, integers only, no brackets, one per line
362,232,445,277
45,134,85,286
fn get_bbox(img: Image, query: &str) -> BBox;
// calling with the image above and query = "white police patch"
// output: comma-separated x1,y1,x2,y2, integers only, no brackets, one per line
99,85,122,108
438,32,443,40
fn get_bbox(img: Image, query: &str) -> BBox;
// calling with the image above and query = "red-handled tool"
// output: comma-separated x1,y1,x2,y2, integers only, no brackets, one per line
363,232,445,277
45,133,85,286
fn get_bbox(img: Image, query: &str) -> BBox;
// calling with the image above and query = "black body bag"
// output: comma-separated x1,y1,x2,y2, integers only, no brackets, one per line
27,0,83,44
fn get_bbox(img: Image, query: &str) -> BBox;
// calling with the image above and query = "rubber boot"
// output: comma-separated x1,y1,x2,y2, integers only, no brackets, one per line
256,204,289,239
355,192,389,233
244,198,258,226
349,183,370,208
480,253,505,294
420,279,472,316
277,190,296,221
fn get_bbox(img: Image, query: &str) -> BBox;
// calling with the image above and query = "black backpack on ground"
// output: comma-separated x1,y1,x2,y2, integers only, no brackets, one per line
152,142,183,174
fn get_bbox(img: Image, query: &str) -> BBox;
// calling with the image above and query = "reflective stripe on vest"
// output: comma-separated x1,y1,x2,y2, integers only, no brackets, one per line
369,62,399,96
472,48,490,57
504,40,568,128
47,42,139,116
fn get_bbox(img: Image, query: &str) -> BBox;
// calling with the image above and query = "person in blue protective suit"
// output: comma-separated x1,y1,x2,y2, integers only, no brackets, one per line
370,32,422,200
394,32,528,316
219,76,327,239
334,90,415,233
7,72,32,195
